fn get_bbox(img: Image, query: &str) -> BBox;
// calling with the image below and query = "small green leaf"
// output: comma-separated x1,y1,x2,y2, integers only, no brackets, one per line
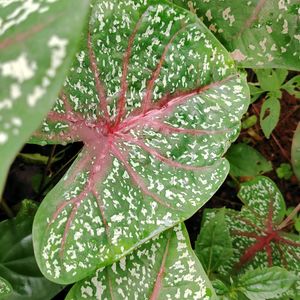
237,267,297,300
0,0,90,196
291,123,300,180
195,208,233,274
66,224,216,300
282,75,300,98
255,69,288,92
260,95,280,138
0,277,12,298
0,216,63,300
212,279,230,296
276,163,293,180
226,143,272,177
248,83,264,104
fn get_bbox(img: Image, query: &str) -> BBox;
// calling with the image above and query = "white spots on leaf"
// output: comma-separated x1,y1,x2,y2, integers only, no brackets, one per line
259,38,267,52
0,132,8,144
282,19,288,34
205,9,212,21
26,35,67,107
278,0,288,10
222,7,235,26
0,53,36,83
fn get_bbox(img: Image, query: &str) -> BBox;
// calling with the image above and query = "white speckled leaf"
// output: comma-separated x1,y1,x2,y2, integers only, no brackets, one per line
0,276,12,298
173,0,300,70
65,224,216,300
32,0,249,284
0,0,90,195
203,177,300,295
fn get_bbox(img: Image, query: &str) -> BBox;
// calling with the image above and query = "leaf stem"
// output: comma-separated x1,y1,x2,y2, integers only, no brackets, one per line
277,203,300,230
0,198,14,218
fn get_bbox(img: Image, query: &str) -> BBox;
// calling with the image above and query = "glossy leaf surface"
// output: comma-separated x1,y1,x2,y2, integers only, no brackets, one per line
66,223,216,300
173,0,300,70
0,216,62,300
32,0,249,283
0,0,90,196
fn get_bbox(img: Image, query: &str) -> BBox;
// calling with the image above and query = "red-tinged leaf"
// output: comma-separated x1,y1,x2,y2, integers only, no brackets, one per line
203,177,300,296
32,0,249,284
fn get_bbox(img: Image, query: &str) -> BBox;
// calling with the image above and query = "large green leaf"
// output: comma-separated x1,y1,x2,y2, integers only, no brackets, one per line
0,0,90,196
173,0,300,70
32,0,249,283
66,223,216,300
0,216,62,300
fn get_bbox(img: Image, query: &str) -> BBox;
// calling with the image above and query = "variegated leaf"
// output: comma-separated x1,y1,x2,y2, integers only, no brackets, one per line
0,0,90,195
173,0,300,70
203,177,300,296
65,224,216,300
32,0,249,283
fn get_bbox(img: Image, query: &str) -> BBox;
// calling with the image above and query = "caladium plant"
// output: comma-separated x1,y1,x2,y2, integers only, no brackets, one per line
173,0,300,70
31,0,249,284
0,0,90,196
201,176,300,297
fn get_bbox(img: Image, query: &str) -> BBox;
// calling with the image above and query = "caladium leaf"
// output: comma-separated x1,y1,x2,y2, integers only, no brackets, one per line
202,177,300,296
65,223,216,300
172,0,300,70
0,276,12,298
0,0,90,196
32,0,249,283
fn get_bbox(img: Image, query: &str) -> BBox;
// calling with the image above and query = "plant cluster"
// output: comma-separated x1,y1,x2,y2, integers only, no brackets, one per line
0,0,299,299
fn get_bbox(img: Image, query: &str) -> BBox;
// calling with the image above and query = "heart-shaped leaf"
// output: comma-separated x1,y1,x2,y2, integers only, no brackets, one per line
203,177,300,296
173,0,300,70
65,223,216,300
0,0,90,196
32,0,249,283
0,215,62,300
